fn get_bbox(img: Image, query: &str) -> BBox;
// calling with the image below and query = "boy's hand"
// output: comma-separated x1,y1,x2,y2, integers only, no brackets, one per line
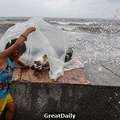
26,27,36,34
19,27,36,42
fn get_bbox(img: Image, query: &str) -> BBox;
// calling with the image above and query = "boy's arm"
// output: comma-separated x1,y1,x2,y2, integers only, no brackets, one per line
0,36,26,58
15,60,26,66
15,60,30,74
0,27,36,58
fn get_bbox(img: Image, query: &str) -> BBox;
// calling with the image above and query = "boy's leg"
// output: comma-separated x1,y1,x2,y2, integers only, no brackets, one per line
6,102,16,120
5,94,16,120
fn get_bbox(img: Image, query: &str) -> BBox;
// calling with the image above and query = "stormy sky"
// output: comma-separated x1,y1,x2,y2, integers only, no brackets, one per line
0,0,120,18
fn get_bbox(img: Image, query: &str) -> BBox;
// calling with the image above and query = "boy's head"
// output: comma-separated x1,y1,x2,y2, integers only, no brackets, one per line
5,39,26,61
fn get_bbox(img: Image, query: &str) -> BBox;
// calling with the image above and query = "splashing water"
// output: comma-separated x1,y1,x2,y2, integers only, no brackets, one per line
46,18,120,65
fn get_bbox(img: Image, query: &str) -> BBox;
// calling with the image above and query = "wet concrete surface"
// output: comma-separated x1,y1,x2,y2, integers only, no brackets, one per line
12,68,89,84
85,62,120,86
4,82,119,120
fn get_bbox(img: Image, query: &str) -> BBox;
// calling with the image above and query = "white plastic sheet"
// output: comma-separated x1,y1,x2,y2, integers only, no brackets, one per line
0,17,83,80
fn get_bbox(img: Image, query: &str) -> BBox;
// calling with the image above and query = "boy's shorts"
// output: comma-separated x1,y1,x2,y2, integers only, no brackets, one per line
0,93,14,113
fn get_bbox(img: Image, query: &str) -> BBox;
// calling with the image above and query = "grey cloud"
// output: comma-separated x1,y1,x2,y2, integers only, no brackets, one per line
0,0,119,18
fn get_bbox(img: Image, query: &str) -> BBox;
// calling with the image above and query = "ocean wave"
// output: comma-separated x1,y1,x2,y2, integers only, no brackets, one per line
74,26,120,34
68,22,97,26
61,25,120,34
48,21,68,25
49,20,97,26
0,24,15,33
48,19,120,34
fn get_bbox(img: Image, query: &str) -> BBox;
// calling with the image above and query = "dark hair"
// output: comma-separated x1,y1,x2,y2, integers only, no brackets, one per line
5,39,26,59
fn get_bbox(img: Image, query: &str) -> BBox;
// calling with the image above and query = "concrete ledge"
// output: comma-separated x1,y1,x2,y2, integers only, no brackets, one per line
2,82,119,120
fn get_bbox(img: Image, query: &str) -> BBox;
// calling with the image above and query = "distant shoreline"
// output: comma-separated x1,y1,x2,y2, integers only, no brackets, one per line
0,17,120,22
0,17,29,21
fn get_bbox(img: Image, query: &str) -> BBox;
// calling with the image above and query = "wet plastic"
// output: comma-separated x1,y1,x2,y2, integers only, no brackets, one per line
0,17,83,80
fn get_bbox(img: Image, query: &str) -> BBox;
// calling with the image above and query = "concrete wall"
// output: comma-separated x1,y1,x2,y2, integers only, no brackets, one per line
2,82,120,120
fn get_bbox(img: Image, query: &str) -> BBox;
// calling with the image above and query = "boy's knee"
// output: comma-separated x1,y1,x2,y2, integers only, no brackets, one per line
7,103,16,113
8,106,16,113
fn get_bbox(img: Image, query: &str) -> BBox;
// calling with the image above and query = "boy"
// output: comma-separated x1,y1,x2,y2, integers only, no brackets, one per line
0,27,36,120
